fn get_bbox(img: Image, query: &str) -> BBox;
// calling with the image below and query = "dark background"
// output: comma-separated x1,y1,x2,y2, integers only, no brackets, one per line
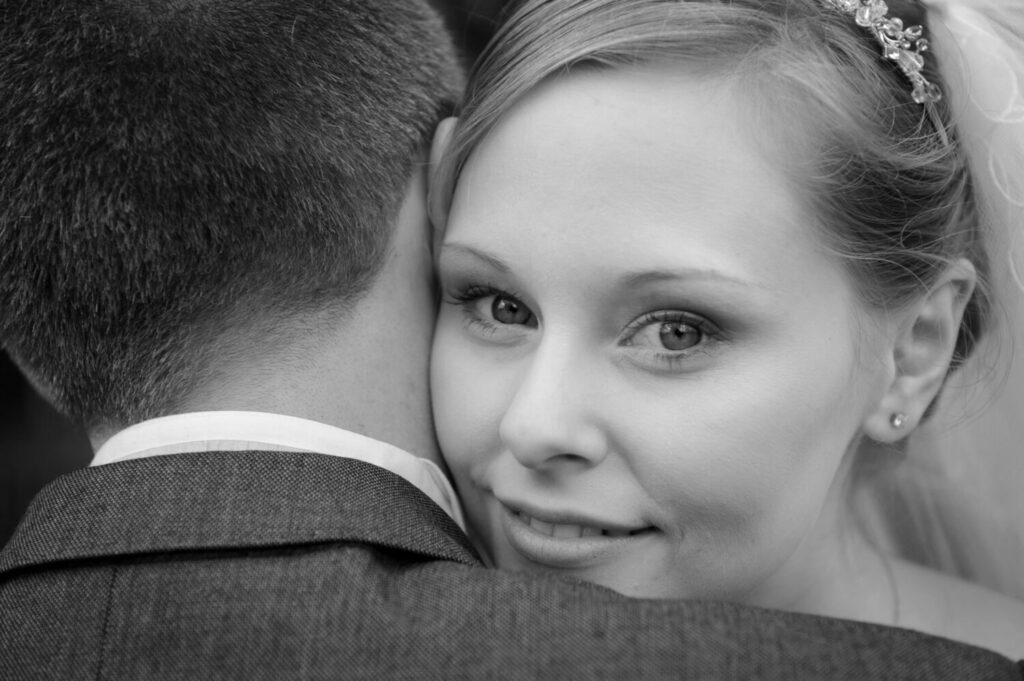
0,0,514,546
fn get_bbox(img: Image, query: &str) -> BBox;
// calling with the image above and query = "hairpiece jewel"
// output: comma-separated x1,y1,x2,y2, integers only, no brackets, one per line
824,0,941,104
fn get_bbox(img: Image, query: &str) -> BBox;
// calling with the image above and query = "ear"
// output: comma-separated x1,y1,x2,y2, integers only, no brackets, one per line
863,259,977,442
427,117,459,235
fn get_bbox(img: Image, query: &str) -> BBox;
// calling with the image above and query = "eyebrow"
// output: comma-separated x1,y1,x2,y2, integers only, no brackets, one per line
441,242,762,290
438,243,512,273
620,269,763,291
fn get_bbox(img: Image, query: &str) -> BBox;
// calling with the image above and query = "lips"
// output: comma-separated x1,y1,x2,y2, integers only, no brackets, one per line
512,509,650,539
497,500,657,569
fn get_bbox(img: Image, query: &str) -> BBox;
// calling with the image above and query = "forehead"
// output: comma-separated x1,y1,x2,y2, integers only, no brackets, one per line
447,66,828,285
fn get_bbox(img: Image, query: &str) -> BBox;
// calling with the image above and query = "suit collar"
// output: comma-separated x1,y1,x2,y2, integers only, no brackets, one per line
0,451,479,575
91,411,465,530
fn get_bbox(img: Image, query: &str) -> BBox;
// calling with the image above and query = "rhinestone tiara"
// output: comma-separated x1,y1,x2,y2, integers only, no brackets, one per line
824,0,942,104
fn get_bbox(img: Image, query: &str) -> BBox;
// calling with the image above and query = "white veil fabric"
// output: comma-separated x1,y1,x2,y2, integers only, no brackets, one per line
862,0,1024,600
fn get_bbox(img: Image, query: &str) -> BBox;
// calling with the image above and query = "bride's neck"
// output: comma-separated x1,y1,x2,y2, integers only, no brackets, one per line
744,508,899,625
788,528,897,624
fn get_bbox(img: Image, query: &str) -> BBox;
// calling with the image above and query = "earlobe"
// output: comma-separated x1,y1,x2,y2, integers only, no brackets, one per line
427,117,459,232
863,259,977,442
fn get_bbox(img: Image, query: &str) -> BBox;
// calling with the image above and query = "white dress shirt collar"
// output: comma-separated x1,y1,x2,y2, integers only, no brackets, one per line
92,411,464,530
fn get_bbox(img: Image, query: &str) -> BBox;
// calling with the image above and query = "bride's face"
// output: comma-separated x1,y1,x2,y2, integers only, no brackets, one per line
431,67,892,602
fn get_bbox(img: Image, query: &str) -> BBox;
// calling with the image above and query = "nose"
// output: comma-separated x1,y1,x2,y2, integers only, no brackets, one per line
497,339,609,471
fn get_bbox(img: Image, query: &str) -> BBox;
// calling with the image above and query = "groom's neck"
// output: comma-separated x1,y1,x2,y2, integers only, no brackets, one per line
88,286,441,467
88,306,441,465
88,171,442,463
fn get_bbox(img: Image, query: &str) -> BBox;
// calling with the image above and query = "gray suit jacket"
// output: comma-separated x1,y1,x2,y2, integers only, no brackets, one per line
1,450,1020,680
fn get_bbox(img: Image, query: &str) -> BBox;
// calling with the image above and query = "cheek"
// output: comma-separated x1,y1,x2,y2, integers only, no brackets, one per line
430,323,506,472
628,418,787,532
624,350,866,532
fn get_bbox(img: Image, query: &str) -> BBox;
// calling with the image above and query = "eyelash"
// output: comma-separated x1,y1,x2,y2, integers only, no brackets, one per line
446,283,509,304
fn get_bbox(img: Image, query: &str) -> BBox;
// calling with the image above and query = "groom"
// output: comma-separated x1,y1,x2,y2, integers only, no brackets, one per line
0,0,1018,678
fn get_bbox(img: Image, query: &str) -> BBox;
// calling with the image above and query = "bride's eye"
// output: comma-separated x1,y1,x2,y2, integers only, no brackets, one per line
656,320,701,351
623,310,721,368
491,294,533,326
444,284,537,341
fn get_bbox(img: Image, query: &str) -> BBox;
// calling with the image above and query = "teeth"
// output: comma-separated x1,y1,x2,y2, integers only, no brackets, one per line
528,518,555,535
552,523,583,539
517,511,642,539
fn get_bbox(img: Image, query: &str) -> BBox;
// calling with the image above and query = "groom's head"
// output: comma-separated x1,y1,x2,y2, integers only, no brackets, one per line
0,0,461,432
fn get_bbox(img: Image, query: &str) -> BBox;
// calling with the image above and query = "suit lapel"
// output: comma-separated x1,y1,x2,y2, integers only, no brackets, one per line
0,451,480,575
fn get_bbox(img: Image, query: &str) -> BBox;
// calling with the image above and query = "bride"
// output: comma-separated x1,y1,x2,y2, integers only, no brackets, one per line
427,0,1024,658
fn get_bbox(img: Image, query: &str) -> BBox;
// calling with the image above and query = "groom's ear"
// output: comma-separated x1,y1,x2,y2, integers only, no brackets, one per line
427,117,458,233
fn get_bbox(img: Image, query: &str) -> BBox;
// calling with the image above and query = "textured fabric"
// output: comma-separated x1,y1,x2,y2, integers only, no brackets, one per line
1,451,1020,681
90,411,464,529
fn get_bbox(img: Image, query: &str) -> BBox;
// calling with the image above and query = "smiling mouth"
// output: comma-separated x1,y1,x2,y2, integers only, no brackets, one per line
511,509,653,539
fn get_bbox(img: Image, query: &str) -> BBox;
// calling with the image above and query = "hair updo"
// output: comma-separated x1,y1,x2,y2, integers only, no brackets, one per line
433,0,990,371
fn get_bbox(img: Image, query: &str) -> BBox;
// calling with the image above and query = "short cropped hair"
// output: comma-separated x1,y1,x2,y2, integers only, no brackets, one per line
0,0,462,428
